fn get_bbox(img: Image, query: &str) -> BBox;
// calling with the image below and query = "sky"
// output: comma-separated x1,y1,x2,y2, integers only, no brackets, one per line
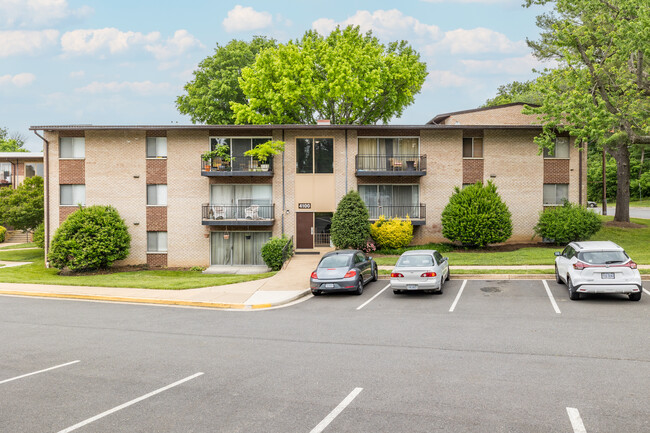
1,0,552,151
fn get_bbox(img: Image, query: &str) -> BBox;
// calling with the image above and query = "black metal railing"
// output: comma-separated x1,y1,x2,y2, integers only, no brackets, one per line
314,232,331,247
355,154,426,172
202,203,275,221
281,235,294,264
201,156,274,173
366,204,426,220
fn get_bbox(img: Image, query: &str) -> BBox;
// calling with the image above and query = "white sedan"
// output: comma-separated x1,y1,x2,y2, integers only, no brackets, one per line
390,250,449,295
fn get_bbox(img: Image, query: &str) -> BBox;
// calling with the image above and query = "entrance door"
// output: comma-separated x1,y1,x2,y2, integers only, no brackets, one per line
296,212,314,249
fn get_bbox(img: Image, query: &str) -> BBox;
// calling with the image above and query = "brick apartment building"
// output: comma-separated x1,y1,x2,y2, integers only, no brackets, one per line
0,152,44,189
31,103,587,268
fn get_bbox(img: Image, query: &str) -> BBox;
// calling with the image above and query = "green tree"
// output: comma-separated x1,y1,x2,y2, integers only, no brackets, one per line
524,0,650,222
176,36,277,124
0,176,43,231
483,80,544,107
330,190,371,249
231,26,428,125
0,127,28,152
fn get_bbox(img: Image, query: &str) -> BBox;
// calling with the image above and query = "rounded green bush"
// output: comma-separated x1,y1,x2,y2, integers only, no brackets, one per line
331,190,370,249
441,181,512,247
0,225,6,243
370,216,413,249
261,235,293,271
33,223,44,248
534,201,601,244
48,205,131,271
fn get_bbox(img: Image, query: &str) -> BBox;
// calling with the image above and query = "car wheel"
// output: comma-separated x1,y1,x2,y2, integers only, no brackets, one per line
555,265,564,285
568,278,580,300
629,292,642,301
438,276,444,294
311,290,321,296
354,279,363,295
371,265,378,282
445,269,450,281
393,289,402,295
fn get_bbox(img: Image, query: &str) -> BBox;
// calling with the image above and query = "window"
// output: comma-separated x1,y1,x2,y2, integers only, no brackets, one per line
146,137,167,158
543,184,569,205
209,137,271,171
358,184,420,219
147,184,167,206
25,163,44,178
147,231,167,253
544,137,570,158
210,231,270,265
60,137,85,158
357,137,419,170
210,184,273,219
296,138,333,173
0,162,11,184
60,185,85,206
462,137,483,158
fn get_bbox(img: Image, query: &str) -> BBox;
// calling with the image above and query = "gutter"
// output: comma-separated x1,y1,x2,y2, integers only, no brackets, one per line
32,130,49,265
579,140,584,205
281,129,285,235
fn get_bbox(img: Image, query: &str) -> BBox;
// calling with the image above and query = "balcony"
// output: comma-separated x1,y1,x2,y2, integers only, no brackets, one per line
366,204,426,226
355,155,426,176
201,156,274,177
202,204,275,226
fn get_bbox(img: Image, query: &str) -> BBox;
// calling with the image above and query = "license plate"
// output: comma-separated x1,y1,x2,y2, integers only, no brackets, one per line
406,284,418,290
325,283,334,288
601,273,615,279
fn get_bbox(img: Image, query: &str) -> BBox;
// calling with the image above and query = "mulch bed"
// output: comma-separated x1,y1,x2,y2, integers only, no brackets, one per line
602,220,646,229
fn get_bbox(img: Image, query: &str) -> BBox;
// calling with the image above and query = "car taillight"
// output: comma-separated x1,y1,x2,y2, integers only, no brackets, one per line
627,261,637,269
421,272,437,278
344,269,357,278
573,261,587,270
311,271,318,279
391,273,404,278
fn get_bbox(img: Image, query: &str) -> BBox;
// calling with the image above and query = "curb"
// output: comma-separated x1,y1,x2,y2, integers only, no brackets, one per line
379,274,650,280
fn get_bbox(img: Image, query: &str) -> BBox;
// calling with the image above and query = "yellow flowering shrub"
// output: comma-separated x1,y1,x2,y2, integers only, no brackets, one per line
370,216,413,249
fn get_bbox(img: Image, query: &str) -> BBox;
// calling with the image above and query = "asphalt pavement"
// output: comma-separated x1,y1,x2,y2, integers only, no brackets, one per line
594,206,650,219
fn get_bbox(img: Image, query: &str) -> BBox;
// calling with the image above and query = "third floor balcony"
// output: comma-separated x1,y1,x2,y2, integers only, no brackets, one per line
355,154,426,177
201,156,274,177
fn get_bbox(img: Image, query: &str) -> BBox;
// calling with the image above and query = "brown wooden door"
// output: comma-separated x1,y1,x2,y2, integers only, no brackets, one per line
296,212,314,249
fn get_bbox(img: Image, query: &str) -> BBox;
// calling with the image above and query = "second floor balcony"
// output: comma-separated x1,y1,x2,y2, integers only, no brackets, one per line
366,204,426,226
355,155,426,177
202,203,275,226
201,156,274,177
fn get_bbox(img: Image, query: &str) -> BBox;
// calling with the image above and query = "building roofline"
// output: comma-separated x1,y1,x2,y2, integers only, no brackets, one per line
427,102,541,125
0,152,44,158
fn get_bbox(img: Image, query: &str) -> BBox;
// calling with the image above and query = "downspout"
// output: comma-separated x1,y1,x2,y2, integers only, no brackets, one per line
344,129,348,192
281,129,285,235
578,140,584,206
33,130,49,265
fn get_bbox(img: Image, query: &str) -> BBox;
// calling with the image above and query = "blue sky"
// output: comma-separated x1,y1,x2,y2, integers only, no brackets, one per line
1,0,551,151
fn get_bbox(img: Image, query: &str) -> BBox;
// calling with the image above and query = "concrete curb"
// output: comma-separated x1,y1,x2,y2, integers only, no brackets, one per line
379,274,650,280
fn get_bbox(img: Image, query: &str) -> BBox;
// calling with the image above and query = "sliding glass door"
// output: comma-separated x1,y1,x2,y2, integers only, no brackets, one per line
359,185,420,219
210,232,270,265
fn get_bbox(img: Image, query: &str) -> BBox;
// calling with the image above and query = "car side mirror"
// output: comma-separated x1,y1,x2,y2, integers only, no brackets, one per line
367,256,372,261
443,257,448,262
554,252,561,256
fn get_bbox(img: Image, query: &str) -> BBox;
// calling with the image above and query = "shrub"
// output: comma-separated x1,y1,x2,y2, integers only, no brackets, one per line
0,225,6,243
261,235,293,271
331,191,371,249
189,266,205,272
374,242,453,256
48,205,131,271
534,201,602,244
441,181,512,247
361,239,377,254
33,223,44,248
370,216,414,249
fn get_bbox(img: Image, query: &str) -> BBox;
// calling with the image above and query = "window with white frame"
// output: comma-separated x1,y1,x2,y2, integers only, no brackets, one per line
147,184,167,206
147,231,167,252
543,136,570,158
358,184,420,219
543,184,569,205
146,137,167,158
462,137,483,158
60,184,85,206
60,137,85,158
0,162,11,184
25,162,44,178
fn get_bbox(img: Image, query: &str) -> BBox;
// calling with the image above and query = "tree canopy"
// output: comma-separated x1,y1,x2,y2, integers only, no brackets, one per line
176,36,277,124
483,80,544,107
0,176,43,231
231,26,428,125
0,127,28,152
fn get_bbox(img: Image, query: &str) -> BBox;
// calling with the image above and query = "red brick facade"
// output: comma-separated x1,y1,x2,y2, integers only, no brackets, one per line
146,206,167,231
146,159,167,184
544,159,570,183
147,253,167,268
463,159,484,184
59,160,85,184
59,206,79,223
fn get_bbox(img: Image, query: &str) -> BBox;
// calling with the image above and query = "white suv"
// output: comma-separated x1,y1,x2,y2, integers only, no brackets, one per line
554,241,642,301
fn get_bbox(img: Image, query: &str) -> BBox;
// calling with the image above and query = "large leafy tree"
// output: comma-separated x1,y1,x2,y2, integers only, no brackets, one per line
0,176,43,231
524,0,650,222
483,80,544,107
0,127,28,152
231,26,428,125
176,36,277,124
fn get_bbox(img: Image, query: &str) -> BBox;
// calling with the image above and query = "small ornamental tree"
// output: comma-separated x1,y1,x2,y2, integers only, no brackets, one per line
330,190,370,249
48,205,131,271
370,216,413,249
534,201,602,244
441,181,512,247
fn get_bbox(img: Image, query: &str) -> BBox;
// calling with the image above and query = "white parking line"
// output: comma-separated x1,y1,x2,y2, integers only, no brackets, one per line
356,283,390,310
643,288,650,296
0,360,80,385
310,387,363,433
57,372,204,433
448,279,467,312
566,407,587,433
542,280,561,314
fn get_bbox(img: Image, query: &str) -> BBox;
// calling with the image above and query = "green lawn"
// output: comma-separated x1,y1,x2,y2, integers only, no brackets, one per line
0,242,36,250
0,250,276,290
605,199,650,208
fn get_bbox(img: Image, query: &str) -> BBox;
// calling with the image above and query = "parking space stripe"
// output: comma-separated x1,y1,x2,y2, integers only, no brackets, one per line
566,407,587,433
448,279,467,312
310,387,363,433
0,360,80,385
356,283,390,310
57,372,204,433
643,288,650,296
542,280,561,314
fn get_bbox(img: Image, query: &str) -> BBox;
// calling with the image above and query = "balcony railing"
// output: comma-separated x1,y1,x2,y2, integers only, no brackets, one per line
355,154,426,175
201,156,274,176
202,203,275,225
366,204,426,224
314,232,331,247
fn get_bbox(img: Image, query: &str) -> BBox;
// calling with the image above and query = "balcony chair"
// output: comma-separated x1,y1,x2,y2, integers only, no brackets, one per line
245,205,260,220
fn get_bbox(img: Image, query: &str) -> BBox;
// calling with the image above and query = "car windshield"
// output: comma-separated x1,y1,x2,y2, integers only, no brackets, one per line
319,255,351,268
578,251,629,264
396,254,434,267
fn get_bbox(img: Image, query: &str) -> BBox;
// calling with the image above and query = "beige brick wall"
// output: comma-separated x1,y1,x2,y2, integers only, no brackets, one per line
443,104,540,126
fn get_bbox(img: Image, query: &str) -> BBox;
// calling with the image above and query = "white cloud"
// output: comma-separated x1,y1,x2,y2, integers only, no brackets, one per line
145,30,203,60
75,81,173,95
430,27,526,55
223,5,273,32
69,70,85,78
460,53,544,75
0,73,36,87
312,9,440,40
0,0,92,28
0,30,59,57
61,28,160,55
424,70,472,89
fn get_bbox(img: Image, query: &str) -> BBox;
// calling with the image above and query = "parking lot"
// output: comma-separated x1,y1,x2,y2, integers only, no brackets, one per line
1,279,649,432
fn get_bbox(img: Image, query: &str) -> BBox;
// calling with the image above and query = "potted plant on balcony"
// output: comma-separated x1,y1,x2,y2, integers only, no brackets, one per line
201,150,217,171
244,140,284,171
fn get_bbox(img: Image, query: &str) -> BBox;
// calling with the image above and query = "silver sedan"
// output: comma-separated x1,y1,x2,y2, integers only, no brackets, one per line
390,250,450,295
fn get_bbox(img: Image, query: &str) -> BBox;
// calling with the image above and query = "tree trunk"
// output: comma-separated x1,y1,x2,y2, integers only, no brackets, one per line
608,140,631,222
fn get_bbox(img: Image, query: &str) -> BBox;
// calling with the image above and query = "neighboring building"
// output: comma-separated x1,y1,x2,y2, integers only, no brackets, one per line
0,152,44,189
31,103,587,268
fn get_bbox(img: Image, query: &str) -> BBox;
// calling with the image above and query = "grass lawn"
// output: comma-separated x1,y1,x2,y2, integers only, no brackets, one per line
605,199,650,208
0,250,276,290
0,242,36,250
